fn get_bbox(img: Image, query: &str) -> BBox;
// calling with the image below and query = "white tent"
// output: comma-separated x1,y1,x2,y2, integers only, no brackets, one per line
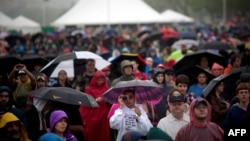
0,11,13,27
52,0,162,26
7,15,41,34
159,9,194,23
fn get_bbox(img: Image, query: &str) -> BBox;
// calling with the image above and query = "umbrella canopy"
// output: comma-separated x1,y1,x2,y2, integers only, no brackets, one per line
173,50,227,72
176,65,215,86
0,56,22,75
40,51,111,78
203,75,227,98
4,34,26,48
172,39,198,50
110,53,146,81
142,32,163,44
203,67,245,100
102,79,165,104
179,32,197,40
200,41,233,50
31,87,99,107
21,55,49,72
137,30,151,38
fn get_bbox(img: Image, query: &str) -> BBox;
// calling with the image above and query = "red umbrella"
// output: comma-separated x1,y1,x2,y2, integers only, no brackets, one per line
160,27,179,39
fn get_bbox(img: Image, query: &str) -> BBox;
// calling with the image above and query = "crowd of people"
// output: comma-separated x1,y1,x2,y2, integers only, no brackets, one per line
0,18,250,141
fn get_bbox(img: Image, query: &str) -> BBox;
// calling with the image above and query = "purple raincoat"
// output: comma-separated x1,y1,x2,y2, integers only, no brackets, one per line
50,110,77,141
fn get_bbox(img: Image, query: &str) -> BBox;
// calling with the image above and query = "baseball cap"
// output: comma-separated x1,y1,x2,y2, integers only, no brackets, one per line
169,93,185,103
194,98,207,108
18,70,26,75
37,76,46,81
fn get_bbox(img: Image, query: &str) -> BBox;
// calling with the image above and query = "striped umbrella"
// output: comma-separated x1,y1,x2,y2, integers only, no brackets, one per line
102,79,165,104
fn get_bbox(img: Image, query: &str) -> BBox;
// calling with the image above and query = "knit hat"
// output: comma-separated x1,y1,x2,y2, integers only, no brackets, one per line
121,130,145,141
147,127,173,141
211,62,224,70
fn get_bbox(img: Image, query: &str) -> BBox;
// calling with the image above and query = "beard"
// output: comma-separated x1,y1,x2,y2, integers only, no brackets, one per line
7,130,20,141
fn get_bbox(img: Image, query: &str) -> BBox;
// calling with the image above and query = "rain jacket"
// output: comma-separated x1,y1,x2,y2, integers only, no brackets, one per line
175,98,224,141
50,110,77,141
38,133,64,141
79,71,110,141
0,112,30,141
0,86,27,128
111,60,134,86
110,104,152,141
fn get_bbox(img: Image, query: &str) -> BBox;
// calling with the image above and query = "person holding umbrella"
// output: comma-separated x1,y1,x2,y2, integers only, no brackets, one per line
109,89,152,141
206,81,230,128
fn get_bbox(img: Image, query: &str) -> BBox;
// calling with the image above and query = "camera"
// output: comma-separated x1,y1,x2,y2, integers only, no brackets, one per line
16,64,23,70
121,95,128,101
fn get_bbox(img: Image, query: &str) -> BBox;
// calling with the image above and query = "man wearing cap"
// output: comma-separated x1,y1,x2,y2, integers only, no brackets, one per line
157,93,189,140
0,112,30,141
175,97,224,141
26,73,48,108
111,60,134,86
8,64,36,111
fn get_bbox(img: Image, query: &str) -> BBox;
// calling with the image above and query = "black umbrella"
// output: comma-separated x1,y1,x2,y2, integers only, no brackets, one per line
44,54,57,61
137,30,151,38
0,56,22,75
176,65,215,86
173,50,227,73
110,53,146,81
4,35,26,48
142,33,163,44
31,87,99,107
31,32,44,43
203,67,245,100
21,55,49,72
200,41,233,50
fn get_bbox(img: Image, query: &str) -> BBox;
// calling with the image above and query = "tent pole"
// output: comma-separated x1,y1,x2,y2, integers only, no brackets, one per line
107,0,110,28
